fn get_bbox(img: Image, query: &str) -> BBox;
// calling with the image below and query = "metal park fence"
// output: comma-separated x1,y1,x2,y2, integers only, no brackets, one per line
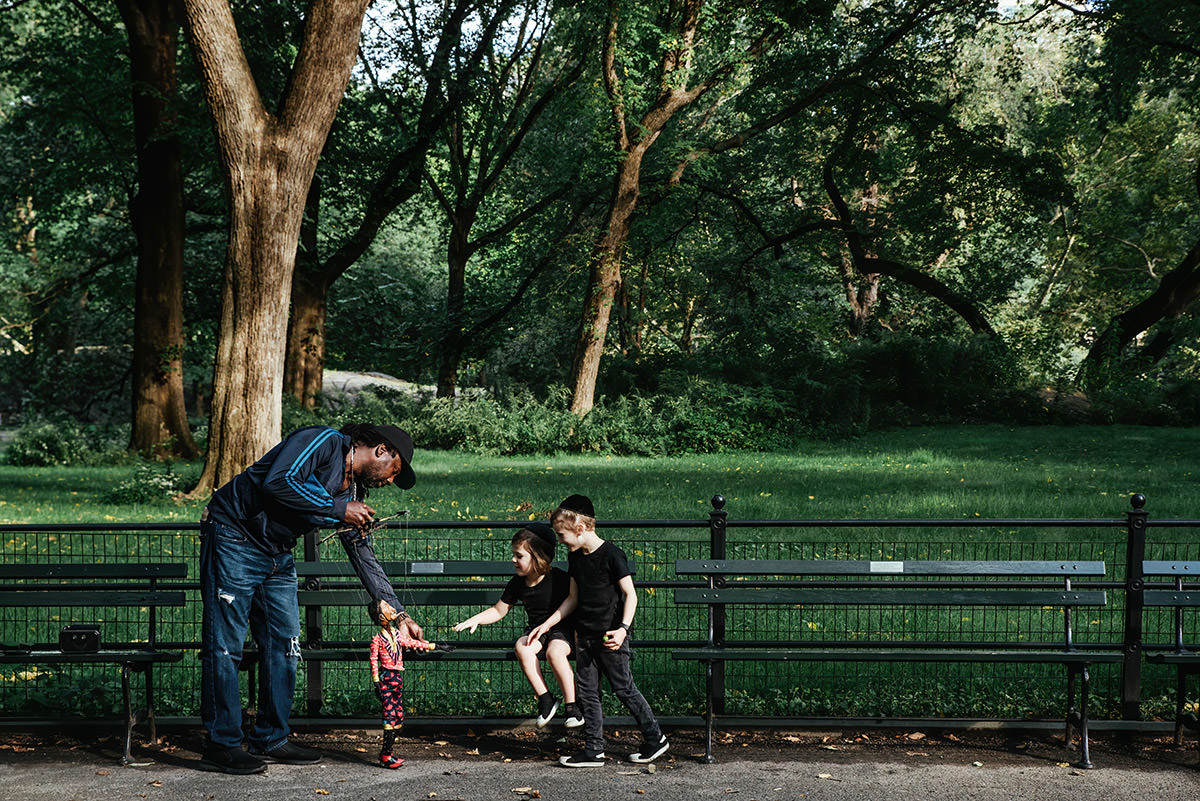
1,493,1197,730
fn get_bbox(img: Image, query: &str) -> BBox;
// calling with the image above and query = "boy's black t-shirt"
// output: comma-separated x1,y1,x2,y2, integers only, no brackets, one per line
500,566,572,632
568,541,632,638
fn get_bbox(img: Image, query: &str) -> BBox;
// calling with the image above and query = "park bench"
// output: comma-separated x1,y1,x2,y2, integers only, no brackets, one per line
1140,560,1200,752
0,562,187,764
242,559,637,717
672,558,1123,766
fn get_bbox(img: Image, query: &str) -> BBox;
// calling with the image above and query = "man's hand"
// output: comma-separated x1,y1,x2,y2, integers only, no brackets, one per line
395,615,424,641
342,500,377,531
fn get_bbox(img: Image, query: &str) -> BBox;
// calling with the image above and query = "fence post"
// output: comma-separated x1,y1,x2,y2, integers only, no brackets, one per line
709,494,727,716
1120,492,1148,720
303,529,324,716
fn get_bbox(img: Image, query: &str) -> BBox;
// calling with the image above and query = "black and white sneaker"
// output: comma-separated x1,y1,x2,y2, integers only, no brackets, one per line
536,693,560,728
628,735,669,764
563,702,584,728
559,749,606,767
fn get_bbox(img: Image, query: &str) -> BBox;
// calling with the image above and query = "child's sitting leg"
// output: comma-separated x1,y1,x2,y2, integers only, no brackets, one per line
515,632,560,727
545,636,582,728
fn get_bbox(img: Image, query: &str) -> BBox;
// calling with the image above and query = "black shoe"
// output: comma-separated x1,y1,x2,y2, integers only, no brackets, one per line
559,749,606,768
629,735,669,764
563,702,584,728
198,746,267,775
249,740,322,765
536,693,560,728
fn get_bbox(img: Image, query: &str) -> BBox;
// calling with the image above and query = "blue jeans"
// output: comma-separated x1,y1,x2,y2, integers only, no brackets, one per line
575,636,662,755
200,518,301,751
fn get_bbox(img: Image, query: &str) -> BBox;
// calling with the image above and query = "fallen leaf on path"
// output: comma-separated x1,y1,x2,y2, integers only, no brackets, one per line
906,732,926,740
315,791,329,796
96,770,111,776
972,761,984,767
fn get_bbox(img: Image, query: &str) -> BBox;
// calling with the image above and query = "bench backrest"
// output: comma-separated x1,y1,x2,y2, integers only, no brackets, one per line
675,559,1107,606
1142,561,1200,607
1141,561,1200,652
674,559,1108,648
0,563,187,650
295,559,633,607
0,562,188,608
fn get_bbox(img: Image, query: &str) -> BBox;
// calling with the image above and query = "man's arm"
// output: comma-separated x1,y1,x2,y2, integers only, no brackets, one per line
259,428,349,522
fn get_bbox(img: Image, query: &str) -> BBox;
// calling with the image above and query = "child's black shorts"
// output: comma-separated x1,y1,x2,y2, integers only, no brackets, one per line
523,627,575,660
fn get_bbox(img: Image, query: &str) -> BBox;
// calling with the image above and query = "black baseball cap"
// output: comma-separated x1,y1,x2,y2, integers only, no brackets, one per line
374,425,416,490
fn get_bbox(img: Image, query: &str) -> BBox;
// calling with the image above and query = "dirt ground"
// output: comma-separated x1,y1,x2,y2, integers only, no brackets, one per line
1,724,1196,773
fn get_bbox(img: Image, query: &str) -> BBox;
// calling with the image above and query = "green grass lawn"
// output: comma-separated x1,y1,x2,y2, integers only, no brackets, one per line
1,423,1195,525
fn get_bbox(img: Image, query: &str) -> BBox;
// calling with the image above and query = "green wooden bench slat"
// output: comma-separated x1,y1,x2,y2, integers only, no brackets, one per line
0,590,187,607
674,587,1108,606
1145,651,1200,664
674,559,1106,577
1142,589,1200,607
297,561,531,577
300,648,514,662
0,563,187,579
1142,561,1200,576
298,588,498,606
672,647,1124,664
0,650,184,664
297,559,632,578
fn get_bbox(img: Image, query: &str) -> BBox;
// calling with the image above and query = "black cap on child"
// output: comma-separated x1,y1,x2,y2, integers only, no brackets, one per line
558,494,595,518
522,521,557,561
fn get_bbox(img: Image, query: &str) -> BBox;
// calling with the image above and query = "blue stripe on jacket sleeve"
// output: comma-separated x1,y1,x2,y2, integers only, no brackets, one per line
283,428,340,509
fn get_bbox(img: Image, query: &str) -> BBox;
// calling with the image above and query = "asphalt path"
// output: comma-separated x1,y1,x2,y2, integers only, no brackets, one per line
2,726,1197,801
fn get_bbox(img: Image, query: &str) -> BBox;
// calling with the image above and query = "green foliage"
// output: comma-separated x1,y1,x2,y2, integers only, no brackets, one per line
3,417,126,467
101,461,197,505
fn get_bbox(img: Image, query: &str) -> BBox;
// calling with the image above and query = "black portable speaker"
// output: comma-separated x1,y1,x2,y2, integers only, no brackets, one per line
59,624,101,653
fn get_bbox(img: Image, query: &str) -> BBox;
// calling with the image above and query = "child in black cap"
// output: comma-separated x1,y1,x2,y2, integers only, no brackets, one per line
529,494,669,767
454,523,581,728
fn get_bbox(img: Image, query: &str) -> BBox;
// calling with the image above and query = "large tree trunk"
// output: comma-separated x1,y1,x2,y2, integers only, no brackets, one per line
283,271,328,409
569,152,642,415
436,208,475,398
185,0,372,494
119,0,199,459
284,180,326,409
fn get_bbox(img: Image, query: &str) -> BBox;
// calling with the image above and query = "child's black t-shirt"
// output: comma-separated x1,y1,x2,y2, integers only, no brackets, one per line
567,541,632,638
500,566,572,632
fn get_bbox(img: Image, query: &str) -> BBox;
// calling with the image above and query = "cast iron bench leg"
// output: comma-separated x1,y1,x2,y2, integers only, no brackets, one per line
121,663,135,766
703,660,714,764
1064,666,1077,750
1075,665,1093,770
146,664,157,745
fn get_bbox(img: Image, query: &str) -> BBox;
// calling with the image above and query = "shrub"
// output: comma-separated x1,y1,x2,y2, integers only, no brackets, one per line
5,419,96,466
102,461,197,504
